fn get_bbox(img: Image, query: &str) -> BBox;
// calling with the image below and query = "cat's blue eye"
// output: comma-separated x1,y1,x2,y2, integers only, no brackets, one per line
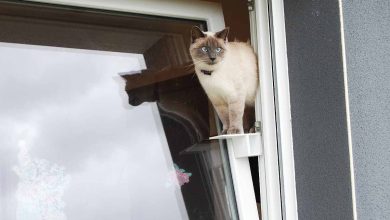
215,47,222,53
201,47,208,52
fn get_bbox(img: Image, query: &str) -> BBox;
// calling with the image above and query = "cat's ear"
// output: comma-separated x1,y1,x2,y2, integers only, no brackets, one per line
215,27,230,42
191,26,205,43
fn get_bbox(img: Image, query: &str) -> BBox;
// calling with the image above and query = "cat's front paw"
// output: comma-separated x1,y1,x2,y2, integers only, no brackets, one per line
227,126,244,134
222,128,228,135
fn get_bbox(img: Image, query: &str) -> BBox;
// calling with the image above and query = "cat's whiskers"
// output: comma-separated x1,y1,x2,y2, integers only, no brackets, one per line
192,60,206,65
183,60,205,70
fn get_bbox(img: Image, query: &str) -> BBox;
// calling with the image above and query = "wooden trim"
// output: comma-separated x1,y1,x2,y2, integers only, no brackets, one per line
0,1,205,54
122,63,194,91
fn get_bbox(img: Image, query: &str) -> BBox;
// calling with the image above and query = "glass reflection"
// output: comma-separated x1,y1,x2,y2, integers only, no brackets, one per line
0,43,187,220
14,140,70,220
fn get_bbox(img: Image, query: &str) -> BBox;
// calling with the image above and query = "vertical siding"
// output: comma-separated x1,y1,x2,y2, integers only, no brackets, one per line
283,0,354,219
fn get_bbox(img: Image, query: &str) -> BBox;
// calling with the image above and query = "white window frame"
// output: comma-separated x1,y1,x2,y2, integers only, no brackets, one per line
266,0,299,219
252,0,298,220
26,1,298,219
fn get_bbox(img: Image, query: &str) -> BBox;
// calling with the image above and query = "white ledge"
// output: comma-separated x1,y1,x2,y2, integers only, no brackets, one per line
210,133,262,158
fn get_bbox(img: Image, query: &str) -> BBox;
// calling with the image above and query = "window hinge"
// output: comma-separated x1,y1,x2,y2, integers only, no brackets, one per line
247,0,255,11
254,121,261,133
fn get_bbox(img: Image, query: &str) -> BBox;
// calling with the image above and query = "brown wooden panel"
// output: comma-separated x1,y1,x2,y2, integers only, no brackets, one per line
220,0,250,42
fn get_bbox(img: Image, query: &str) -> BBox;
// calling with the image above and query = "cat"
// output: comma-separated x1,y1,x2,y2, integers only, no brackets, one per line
189,26,258,134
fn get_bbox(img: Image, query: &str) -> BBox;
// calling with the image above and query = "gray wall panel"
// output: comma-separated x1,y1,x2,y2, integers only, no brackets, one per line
343,1,390,220
283,0,354,219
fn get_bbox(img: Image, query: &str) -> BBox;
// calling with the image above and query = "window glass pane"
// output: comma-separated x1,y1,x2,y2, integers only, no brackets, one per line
0,2,238,220
0,43,186,220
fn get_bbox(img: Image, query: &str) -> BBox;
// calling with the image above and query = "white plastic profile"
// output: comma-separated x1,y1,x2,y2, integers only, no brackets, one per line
210,133,262,220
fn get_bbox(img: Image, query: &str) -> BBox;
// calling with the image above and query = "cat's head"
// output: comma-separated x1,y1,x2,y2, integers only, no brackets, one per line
189,26,229,69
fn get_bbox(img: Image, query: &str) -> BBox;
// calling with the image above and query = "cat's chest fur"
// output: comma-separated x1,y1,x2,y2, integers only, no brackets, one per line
195,65,238,103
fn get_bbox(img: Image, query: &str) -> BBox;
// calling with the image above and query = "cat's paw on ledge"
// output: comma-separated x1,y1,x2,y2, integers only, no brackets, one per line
227,126,244,134
222,128,228,135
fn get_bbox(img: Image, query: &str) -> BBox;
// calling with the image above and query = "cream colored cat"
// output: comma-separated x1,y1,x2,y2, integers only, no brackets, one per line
189,26,258,134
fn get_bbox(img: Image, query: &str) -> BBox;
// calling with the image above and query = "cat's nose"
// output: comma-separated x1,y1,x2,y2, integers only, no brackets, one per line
210,57,216,62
